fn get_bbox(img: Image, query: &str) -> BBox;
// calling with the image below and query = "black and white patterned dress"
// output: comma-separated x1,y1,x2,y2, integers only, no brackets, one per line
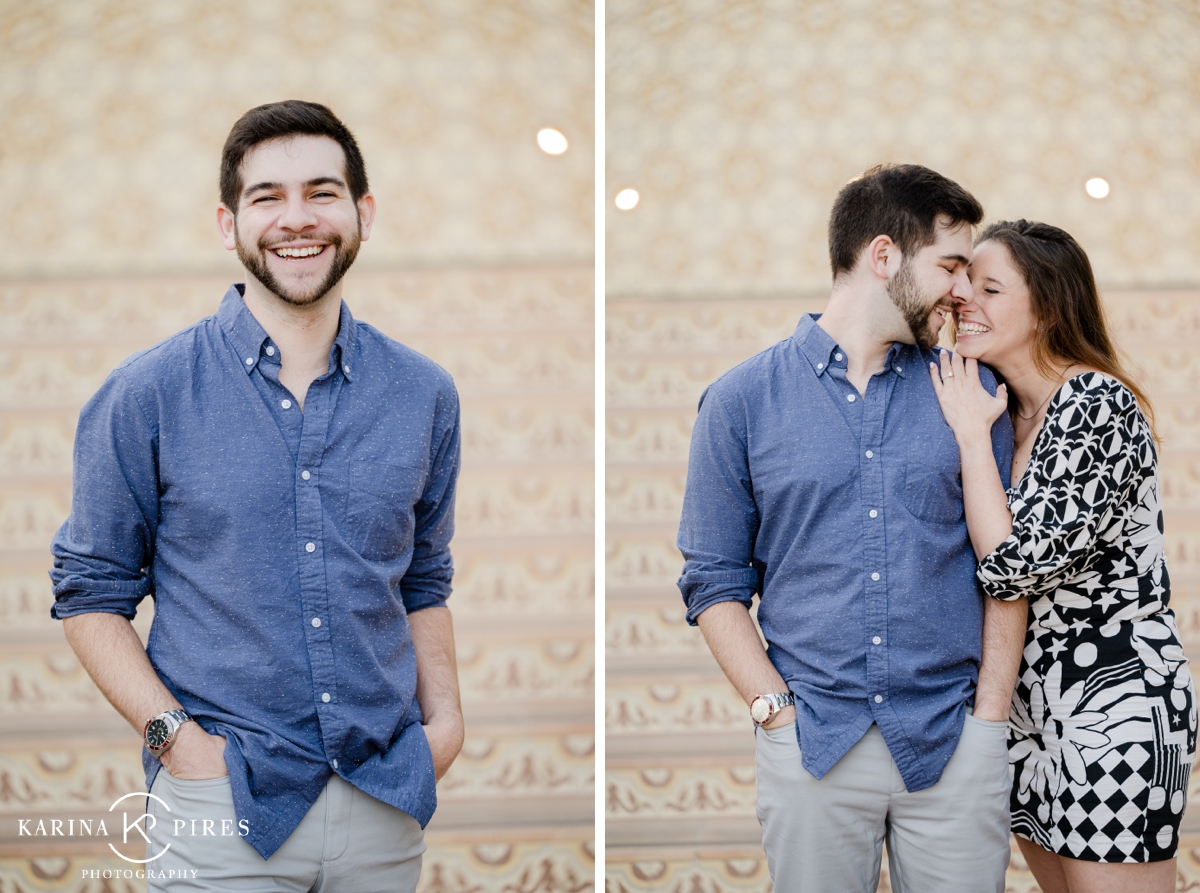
978,372,1196,862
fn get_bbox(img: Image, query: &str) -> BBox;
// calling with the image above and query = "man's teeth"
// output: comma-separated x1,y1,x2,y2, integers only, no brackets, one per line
958,322,991,334
274,246,325,258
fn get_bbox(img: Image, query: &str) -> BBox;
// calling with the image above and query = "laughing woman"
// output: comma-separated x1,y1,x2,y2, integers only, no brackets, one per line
929,220,1196,893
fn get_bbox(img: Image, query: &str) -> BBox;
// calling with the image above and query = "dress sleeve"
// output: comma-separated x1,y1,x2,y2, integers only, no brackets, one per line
49,368,159,620
977,378,1150,601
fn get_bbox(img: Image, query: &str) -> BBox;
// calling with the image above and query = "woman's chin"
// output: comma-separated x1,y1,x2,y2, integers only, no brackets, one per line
952,339,987,361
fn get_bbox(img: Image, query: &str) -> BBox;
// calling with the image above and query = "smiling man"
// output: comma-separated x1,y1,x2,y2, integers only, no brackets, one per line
678,164,1023,892
50,101,462,891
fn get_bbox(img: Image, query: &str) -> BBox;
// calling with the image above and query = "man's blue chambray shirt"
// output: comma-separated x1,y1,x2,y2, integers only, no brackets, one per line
678,313,1014,792
49,285,459,859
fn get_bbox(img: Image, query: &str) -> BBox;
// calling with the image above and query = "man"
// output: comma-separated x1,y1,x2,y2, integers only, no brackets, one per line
678,164,1025,892
50,100,462,891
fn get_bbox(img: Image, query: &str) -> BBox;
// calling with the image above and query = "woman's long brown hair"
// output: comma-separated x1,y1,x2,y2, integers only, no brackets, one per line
969,219,1156,439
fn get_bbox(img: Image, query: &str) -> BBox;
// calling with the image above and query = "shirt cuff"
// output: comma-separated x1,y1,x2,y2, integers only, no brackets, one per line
680,569,759,625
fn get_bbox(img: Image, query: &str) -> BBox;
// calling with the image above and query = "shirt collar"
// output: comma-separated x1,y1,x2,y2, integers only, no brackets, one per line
218,285,271,374
792,313,910,379
217,284,357,382
330,300,356,382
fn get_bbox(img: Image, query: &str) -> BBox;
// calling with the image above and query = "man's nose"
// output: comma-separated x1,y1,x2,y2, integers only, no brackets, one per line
950,272,973,303
278,195,318,231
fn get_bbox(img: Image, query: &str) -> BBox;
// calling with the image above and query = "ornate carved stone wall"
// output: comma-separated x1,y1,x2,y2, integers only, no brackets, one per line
0,2,594,890
607,0,1200,297
605,290,1200,891
605,2,1200,890
0,0,593,278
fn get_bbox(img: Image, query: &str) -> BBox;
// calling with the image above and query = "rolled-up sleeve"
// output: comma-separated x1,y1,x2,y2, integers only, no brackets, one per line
399,382,459,613
978,383,1142,601
677,383,761,625
50,368,159,620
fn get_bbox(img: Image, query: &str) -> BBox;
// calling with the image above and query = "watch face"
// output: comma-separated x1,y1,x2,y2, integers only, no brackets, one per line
146,719,169,749
750,698,772,724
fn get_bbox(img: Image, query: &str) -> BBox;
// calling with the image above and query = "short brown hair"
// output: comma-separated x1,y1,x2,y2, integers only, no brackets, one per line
828,164,983,279
219,100,369,211
975,220,1155,437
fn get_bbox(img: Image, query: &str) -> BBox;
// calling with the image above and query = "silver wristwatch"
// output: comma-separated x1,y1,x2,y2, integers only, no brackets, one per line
143,709,193,758
750,692,795,726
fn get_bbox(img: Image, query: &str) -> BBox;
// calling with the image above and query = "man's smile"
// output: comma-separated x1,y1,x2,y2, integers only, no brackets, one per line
272,244,327,259
265,242,330,262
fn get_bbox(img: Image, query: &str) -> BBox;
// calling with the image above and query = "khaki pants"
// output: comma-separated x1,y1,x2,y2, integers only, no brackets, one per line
143,770,425,892
755,714,1012,893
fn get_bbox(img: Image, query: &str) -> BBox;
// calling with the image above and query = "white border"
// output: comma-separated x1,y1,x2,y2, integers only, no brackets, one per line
593,0,606,885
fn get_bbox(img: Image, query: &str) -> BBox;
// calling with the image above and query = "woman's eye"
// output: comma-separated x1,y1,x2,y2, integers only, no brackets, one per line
984,288,999,294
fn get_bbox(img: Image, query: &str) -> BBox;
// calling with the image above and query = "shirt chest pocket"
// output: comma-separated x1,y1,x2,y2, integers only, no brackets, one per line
345,462,426,561
901,444,964,525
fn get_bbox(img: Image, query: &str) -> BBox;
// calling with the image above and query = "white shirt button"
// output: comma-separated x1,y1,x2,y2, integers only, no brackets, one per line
871,572,880,581
321,692,331,703
873,636,882,645
265,346,275,356
847,394,856,403
865,450,874,458
301,470,311,481
869,510,878,518
311,617,321,628
332,759,338,769
343,365,350,374
817,363,824,370
874,695,883,703
245,357,254,366
836,353,843,361
281,399,292,409
305,542,316,553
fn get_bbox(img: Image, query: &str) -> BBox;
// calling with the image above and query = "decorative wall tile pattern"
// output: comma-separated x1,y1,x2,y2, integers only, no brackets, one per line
607,0,1200,296
0,268,595,881
605,290,1200,892
0,1,593,277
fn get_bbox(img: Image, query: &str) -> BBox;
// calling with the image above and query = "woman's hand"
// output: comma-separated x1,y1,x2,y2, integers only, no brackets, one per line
929,350,1008,446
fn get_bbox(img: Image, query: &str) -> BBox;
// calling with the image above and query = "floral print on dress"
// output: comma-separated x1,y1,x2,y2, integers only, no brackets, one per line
977,373,1196,862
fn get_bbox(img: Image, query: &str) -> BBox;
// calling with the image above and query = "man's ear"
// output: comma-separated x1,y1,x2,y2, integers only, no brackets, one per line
865,234,899,282
216,205,237,251
356,193,376,242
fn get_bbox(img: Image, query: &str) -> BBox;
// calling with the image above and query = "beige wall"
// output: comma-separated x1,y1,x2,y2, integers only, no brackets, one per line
607,0,1200,296
605,3,1200,891
0,2,594,889
1,0,593,277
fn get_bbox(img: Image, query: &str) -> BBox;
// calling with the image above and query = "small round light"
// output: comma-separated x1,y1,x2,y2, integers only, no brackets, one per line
614,188,640,211
1085,177,1110,199
536,128,568,155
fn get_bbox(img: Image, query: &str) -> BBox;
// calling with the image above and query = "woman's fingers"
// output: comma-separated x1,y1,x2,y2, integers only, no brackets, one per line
929,361,943,395
965,355,982,384
938,349,953,380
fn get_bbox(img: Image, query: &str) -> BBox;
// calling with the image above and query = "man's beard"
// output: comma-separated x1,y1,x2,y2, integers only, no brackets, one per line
235,223,361,307
887,259,942,350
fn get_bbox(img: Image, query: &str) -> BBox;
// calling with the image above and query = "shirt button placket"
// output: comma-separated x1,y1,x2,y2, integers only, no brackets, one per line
295,380,337,740
863,381,889,716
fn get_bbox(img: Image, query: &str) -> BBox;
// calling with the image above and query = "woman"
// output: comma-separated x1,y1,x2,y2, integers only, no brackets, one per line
929,219,1196,892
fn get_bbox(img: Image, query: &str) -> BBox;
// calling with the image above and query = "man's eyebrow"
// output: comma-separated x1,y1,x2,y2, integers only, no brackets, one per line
243,181,283,197
940,253,970,266
242,177,348,197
